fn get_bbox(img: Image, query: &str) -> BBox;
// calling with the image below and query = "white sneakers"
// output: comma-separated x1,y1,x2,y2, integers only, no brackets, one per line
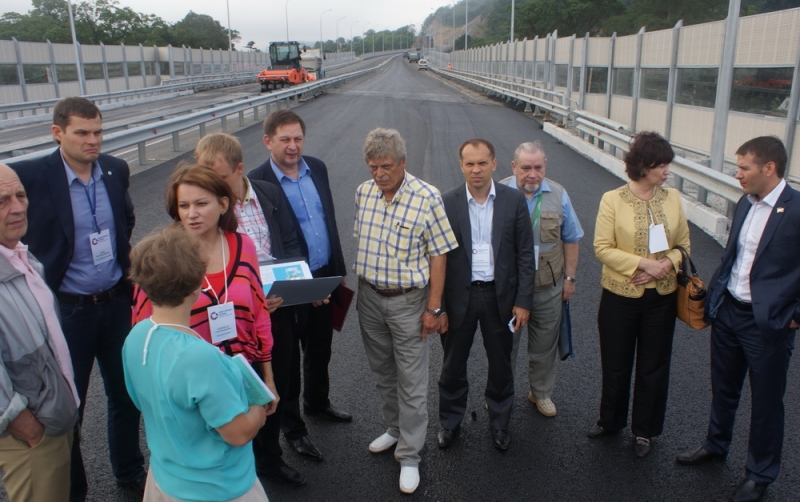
368,432,398,453
528,392,557,417
399,466,420,494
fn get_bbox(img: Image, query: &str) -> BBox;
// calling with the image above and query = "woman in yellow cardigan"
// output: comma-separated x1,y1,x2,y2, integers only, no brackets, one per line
589,132,690,458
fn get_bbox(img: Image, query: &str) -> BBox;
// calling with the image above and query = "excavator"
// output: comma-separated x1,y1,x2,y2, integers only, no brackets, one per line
257,41,323,92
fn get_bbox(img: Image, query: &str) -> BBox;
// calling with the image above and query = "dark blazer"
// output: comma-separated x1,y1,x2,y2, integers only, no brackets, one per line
705,183,800,340
248,178,302,260
442,183,535,330
248,155,346,278
11,149,135,292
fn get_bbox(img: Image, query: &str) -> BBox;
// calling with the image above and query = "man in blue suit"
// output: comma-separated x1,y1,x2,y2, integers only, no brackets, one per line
10,97,145,501
676,137,800,502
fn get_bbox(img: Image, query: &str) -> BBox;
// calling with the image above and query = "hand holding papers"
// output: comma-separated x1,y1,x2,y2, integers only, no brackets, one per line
259,260,342,307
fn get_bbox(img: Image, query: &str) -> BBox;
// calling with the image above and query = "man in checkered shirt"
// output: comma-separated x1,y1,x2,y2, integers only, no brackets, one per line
353,128,458,495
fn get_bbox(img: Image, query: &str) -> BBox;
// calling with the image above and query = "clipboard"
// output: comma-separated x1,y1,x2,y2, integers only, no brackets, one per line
266,276,343,307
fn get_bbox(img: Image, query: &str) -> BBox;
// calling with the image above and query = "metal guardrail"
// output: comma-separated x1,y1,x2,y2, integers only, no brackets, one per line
432,66,571,121
433,64,742,218
0,73,258,120
7,60,389,166
159,71,254,86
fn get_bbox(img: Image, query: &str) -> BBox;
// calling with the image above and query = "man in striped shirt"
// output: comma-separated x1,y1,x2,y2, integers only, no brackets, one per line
353,128,458,495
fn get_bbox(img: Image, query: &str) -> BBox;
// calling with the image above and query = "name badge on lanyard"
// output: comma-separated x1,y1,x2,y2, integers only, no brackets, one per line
89,229,113,265
208,302,237,344
647,205,669,254
472,244,491,273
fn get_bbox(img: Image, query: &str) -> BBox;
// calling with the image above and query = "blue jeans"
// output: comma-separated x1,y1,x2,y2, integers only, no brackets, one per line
60,293,144,501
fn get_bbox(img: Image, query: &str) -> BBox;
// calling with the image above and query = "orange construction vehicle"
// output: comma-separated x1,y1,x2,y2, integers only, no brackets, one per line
257,41,321,92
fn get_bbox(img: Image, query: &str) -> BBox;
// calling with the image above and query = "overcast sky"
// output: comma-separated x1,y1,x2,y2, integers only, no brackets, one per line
1,0,449,50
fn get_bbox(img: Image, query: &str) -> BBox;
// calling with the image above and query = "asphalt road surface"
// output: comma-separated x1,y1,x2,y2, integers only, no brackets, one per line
5,57,799,501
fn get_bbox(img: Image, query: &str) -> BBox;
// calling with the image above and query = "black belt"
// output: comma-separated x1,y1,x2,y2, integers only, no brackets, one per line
725,291,752,312
57,280,126,306
361,279,417,298
471,280,496,289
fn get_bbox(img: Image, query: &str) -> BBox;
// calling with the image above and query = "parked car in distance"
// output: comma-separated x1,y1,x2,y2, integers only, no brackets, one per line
418,59,429,70
403,51,409,59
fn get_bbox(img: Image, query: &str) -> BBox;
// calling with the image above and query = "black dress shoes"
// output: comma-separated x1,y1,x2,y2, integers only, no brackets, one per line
676,445,727,465
731,479,767,502
587,423,612,439
289,435,324,462
634,437,652,458
304,403,353,422
437,428,459,449
491,428,511,451
264,463,307,487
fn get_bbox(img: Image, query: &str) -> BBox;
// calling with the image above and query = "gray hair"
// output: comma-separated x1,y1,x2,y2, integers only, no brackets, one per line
363,128,407,164
513,141,546,162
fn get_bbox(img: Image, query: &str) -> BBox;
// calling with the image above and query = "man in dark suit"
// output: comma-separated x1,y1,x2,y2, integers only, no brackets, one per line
10,97,145,501
438,138,534,451
248,110,350,464
676,136,800,502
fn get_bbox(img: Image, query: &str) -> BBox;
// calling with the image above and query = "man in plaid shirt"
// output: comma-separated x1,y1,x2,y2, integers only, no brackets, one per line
353,128,458,495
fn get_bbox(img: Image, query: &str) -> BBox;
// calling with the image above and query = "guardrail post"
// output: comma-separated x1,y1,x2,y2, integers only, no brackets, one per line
12,37,28,103
708,0,741,206
253,104,260,122
221,115,228,132
172,131,180,151
137,142,147,165
47,39,60,100
239,110,245,127
121,43,130,90
666,21,684,192
631,27,644,132
199,122,206,137
783,31,800,172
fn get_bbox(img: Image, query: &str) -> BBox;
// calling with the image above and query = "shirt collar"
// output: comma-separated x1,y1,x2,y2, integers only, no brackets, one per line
270,157,309,182
466,180,496,205
748,179,786,207
61,153,101,185
375,173,410,204
241,177,253,204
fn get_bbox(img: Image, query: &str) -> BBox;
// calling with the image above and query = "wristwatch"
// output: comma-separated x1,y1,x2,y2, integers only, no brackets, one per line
565,276,577,283
425,308,445,317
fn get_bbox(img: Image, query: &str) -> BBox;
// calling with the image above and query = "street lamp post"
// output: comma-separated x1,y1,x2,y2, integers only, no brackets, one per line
320,9,332,57
65,0,86,95
336,16,347,54
465,0,469,51
285,0,291,40
452,1,456,51
350,21,359,55
510,0,515,42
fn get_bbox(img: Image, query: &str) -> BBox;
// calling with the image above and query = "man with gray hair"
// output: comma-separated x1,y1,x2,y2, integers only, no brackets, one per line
503,141,583,417
353,128,457,494
0,164,80,501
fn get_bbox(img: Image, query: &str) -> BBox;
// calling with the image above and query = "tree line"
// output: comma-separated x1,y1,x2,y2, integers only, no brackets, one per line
425,0,800,50
0,0,242,50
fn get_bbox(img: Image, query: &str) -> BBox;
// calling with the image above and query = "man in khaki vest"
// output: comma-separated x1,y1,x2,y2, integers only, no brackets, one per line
504,141,584,417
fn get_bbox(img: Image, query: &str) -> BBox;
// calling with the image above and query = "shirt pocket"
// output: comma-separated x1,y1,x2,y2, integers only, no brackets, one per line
385,222,419,261
540,211,562,243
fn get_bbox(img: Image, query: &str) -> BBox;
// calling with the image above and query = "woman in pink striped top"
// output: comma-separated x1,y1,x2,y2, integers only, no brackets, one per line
133,164,278,412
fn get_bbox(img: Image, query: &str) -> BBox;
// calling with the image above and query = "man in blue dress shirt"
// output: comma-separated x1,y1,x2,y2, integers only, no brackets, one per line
248,110,350,469
11,97,145,501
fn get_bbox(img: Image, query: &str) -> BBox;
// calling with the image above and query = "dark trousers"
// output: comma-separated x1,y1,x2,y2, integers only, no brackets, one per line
59,294,145,502
253,307,300,471
596,288,677,438
702,296,796,484
282,265,335,440
439,284,514,431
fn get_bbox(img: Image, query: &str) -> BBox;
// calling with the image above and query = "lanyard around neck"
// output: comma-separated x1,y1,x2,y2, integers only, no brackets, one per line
202,229,229,304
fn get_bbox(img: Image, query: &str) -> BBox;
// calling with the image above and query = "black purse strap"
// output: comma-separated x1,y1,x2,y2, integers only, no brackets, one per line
674,246,698,284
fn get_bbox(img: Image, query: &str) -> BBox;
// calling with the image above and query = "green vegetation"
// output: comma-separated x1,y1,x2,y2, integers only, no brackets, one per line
0,0,239,49
426,0,800,49
314,26,417,57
